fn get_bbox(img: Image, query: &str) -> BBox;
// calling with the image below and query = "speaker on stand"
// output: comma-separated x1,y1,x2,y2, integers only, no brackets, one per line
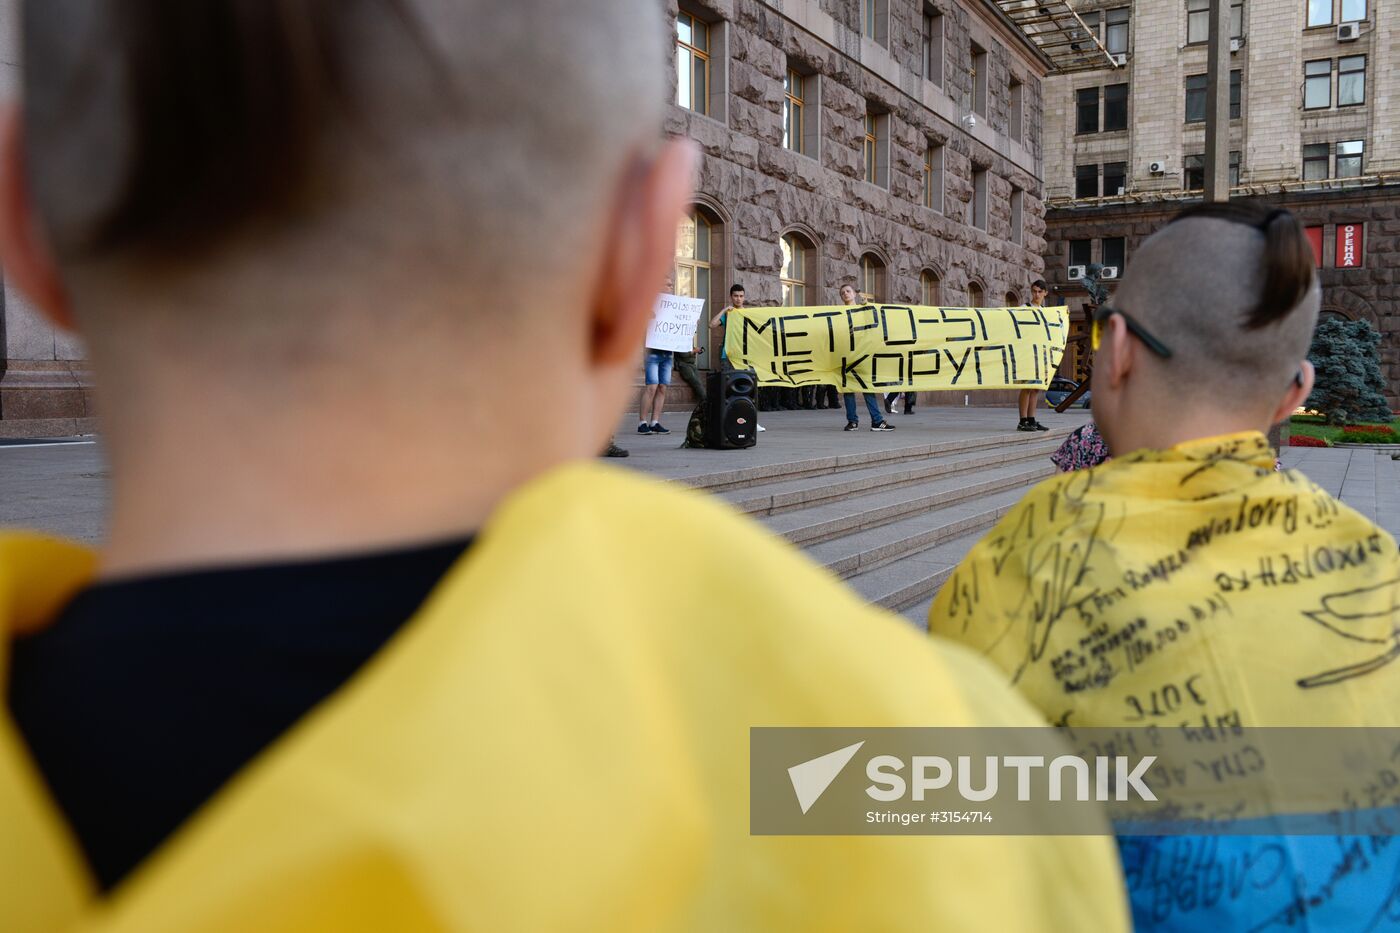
705,369,759,449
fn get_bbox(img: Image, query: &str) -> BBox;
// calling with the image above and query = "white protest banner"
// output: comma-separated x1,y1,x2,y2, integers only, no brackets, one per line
645,293,705,353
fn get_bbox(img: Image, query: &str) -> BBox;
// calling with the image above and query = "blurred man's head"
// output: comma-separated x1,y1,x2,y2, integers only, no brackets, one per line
0,0,695,571
1091,203,1318,456
730,284,745,308
1030,281,1047,305
839,284,857,305
2,0,692,452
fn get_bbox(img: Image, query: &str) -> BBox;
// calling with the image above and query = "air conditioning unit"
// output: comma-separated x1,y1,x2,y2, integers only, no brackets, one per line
1149,160,1167,175
1337,22,1360,40
1067,264,1087,280
1229,37,1242,52
1115,186,1126,195
1100,266,1120,280
1111,53,1127,66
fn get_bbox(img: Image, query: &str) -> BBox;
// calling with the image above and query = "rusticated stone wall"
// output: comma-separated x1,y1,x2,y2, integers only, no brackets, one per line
666,0,1052,380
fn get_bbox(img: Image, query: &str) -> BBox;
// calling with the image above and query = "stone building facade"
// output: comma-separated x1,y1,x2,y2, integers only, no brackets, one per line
0,0,1059,434
666,0,1055,400
1039,0,1400,407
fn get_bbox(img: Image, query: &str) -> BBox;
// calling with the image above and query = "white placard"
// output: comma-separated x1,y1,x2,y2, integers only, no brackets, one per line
645,293,705,353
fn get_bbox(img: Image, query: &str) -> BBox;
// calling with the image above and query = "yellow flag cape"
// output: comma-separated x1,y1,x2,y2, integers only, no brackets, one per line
723,303,1070,391
929,431,1400,728
0,462,1129,932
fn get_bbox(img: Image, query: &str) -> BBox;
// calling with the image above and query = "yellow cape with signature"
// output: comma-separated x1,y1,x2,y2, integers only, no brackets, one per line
929,431,1400,728
1,462,1128,932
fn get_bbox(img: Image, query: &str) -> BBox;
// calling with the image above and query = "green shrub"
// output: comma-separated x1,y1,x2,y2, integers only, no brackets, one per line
1306,318,1394,425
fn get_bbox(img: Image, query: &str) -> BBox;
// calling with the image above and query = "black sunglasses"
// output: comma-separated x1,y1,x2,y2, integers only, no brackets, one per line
1091,304,1174,359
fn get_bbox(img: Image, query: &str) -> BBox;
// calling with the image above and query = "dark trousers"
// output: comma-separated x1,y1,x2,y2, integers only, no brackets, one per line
673,352,705,404
885,392,916,413
815,385,839,409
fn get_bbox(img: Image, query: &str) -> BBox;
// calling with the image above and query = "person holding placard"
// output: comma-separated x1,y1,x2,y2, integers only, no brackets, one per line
839,283,894,432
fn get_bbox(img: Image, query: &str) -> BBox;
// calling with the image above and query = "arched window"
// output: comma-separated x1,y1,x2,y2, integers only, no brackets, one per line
967,281,984,308
676,204,725,364
1319,309,1351,323
1006,290,1020,307
859,253,886,302
781,233,816,306
920,269,941,306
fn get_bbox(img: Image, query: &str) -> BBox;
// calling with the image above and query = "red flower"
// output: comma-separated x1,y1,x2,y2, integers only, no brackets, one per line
1288,435,1330,447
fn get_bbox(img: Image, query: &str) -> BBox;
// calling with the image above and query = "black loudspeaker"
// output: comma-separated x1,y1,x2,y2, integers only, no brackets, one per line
705,369,759,449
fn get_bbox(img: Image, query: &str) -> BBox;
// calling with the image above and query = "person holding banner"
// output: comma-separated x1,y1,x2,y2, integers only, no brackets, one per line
839,283,895,432
1015,280,1051,432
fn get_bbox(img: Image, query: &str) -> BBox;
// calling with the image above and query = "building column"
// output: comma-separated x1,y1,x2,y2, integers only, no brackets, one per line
1203,0,1231,202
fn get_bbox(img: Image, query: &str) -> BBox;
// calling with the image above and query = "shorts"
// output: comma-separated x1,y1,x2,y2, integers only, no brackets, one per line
644,350,674,386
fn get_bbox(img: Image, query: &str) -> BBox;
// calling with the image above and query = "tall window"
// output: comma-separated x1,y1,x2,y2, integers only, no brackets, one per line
1187,0,1210,43
1080,11,1101,42
1303,143,1329,180
1077,87,1099,134
1229,150,1241,186
859,254,886,302
781,233,814,306
675,207,713,349
971,43,988,117
922,7,944,86
1308,0,1331,25
1231,0,1244,37
967,282,985,308
1230,70,1241,119
1304,60,1331,109
1105,8,1130,53
1185,74,1207,122
862,0,888,45
972,169,988,230
676,13,710,114
1104,161,1127,196
1340,0,1366,21
783,70,805,153
1069,240,1092,267
921,270,941,305
1104,83,1128,130
1338,56,1365,106
1102,237,1126,271
1009,79,1023,144
1010,187,1024,246
1184,154,1205,190
1336,139,1364,177
923,142,945,212
1075,164,1099,198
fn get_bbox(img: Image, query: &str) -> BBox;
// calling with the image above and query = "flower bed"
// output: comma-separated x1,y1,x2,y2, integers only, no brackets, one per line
1288,435,1331,447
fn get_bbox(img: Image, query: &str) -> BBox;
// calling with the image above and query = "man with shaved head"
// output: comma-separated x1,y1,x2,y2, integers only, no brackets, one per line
0,2,1129,929
930,203,1400,930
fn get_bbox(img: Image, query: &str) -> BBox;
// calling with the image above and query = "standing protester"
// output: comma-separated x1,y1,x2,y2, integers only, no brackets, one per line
1016,280,1051,432
0,2,1129,928
709,283,746,371
671,325,706,407
930,204,1400,931
637,346,672,435
839,283,894,432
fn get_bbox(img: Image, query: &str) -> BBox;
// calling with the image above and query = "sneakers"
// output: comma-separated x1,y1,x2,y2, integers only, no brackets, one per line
1016,418,1037,432
757,424,766,432
1032,420,1050,432
871,422,895,432
602,443,629,458
844,421,860,432
650,422,670,435
637,422,652,435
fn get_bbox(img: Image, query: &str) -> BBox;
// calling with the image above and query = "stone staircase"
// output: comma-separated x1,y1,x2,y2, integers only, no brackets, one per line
679,428,1070,627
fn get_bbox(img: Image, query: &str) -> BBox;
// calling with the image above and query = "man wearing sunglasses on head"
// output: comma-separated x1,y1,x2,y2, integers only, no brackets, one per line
930,203,1400,931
